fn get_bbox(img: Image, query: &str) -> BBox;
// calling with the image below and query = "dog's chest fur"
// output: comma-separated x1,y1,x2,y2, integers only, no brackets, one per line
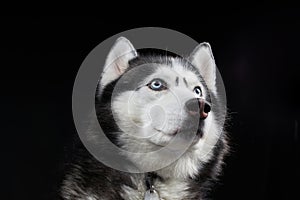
120,174,191,200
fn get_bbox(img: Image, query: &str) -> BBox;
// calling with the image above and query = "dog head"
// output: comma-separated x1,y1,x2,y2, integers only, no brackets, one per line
96,37,223,176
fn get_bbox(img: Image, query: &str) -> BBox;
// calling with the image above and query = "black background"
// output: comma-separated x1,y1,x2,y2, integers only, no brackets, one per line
1,11,299,200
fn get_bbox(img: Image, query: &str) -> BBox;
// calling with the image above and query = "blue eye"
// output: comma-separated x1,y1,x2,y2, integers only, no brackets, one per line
148,79,167,91
193,86,202,97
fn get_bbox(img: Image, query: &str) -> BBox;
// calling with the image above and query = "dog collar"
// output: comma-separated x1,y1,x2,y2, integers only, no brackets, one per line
144,172,160,200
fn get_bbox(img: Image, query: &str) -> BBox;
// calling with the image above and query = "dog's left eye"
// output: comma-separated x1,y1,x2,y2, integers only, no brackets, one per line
193,86,202,97
148,79,167,91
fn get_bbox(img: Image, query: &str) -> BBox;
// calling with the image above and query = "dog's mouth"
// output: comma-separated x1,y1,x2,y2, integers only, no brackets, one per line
170,128,180,136
154,128,180,136
154,125,203,146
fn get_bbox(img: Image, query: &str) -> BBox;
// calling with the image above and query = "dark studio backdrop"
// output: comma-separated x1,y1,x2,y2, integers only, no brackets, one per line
1,11,299,200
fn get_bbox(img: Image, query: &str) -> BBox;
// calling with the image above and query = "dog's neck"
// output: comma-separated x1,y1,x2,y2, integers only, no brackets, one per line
140,171,192,200
144,172,162,199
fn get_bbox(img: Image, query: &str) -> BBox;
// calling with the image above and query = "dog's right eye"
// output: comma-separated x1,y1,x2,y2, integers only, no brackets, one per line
147,79,167,91
193,86,202,97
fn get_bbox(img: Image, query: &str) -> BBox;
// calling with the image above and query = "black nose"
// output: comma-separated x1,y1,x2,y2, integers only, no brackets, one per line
185,98,211,119
204,102,211,113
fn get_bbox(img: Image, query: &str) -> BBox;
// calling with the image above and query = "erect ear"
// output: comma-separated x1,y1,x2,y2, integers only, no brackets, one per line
189,42,217,94
100,37,137,88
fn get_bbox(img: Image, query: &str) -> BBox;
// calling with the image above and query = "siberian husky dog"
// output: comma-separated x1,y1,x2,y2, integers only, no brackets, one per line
61,37,228,200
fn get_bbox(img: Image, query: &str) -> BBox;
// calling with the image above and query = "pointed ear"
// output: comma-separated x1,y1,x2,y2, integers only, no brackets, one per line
100,37,137,88
189,42,217,94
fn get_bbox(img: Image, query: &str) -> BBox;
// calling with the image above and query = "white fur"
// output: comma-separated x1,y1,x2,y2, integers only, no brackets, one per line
87,195,99,200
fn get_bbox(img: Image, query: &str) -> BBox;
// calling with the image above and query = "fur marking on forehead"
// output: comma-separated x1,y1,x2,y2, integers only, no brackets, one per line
152,66,201,87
